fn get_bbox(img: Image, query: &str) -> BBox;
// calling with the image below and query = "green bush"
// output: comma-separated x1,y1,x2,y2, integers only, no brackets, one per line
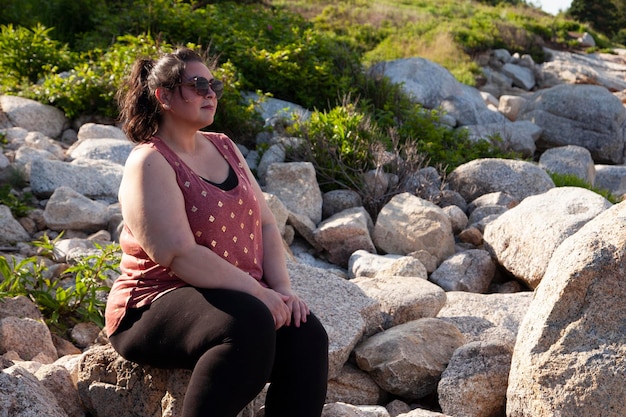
286,99,435,218
0,0,109,48
285,81,519,218
0,233,121,334
22,34,166,119
287,101,379,192
354,72,522,173
0,23,73,90
0,184,33,218
201,3,361,110
548,171,621,204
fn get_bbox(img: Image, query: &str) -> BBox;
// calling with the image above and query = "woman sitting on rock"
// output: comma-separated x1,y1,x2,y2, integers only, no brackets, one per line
104,46,329,417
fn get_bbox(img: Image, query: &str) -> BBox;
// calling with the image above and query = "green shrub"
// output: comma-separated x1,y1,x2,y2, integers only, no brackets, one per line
0,233,121,334
354,71,522,173
0,184,33,218
286,99,435,218
202,3,361,110
548,171,621,204
285,84,518,218
286,101,377,192
22,34,166,119
0,0,109,48
0,23,73,90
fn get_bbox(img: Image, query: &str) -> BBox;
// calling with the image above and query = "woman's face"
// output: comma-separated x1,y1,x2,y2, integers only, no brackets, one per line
162,61,220,128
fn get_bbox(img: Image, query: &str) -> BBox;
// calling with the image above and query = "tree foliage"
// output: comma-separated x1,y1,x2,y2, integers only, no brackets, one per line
569,0,621,37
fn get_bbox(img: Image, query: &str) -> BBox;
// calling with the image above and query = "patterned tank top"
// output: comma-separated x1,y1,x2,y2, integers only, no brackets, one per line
105,132,264,336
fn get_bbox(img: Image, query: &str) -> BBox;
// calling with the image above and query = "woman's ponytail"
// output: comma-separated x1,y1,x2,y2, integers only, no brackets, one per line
117,58,160,144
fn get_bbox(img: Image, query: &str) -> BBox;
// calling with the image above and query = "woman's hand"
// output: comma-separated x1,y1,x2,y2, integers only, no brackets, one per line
273,287,310,328
257,287,292,329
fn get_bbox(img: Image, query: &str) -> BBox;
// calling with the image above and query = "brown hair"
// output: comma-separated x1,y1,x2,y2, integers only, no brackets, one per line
116,47,210,144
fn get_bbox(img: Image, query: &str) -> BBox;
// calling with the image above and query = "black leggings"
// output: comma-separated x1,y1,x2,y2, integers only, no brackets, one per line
109,287,329,417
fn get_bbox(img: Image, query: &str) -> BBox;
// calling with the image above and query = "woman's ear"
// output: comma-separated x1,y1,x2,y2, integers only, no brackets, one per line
155,87,171,109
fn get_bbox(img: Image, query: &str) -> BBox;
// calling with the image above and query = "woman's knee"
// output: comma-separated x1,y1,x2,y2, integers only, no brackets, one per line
302,313,329,353
213,290,276,350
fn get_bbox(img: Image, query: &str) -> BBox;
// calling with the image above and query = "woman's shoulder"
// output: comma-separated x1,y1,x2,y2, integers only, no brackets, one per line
125,140,169,170
199,130,232,145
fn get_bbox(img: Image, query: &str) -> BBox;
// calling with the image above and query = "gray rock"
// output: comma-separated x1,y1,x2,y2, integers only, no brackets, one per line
438,340,512,417
429,249,496,293
448,158,554,202
288,210,322,251
353,275,446,328
257,143,286,184
540,47,626,92
354,318,464,400
35,364,86,417
244,92,311,125
498,95,527,121
24,131,66,159
386,399,411,417
265,162,323,224
14,146,61,179
462,120,541,157
0,95,67,138
442,205,467,236
507,201,626,417
466,191,519,215
314,207,375,268
369,57,506,126
539,145,596,184
440,90,507,126
68,138,133,165
69,322,101,349
437,291,533,342
263,192,289,236
322,402,390,417
77,343,190,417
76,123,127,141
594,164,626,198
326,363,388,406
0,296,43,321
483,187,612,288
369,57,467,110
0,205,30,245
501,63,536,90
467,204,508,227
322,189,363,219
30,158,123,202
43,187,110,232
287,258,383,378
0,317,57,362
348,250,404,279
373,193,455,265
518,84,626,164
1,366,68,417
373,256,428,280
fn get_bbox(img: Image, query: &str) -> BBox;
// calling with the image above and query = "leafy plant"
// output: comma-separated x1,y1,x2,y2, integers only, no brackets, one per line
548,171,621,204
0,23,73,90
0,233,121,334
0,184,33,218
286,99,379,192
23,34,167,119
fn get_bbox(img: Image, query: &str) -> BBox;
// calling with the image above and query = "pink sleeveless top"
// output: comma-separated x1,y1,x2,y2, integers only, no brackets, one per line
105,132,264,336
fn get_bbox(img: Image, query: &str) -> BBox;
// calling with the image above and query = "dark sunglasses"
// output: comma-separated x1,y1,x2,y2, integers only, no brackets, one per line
179,76,224,99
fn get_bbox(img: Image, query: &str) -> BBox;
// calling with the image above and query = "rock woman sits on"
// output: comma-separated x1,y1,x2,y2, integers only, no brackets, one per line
104,46,329,417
